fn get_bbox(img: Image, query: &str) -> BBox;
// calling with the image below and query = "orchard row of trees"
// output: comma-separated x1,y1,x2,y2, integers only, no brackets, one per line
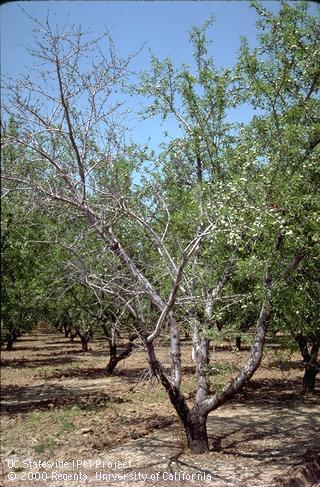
1,1,319,453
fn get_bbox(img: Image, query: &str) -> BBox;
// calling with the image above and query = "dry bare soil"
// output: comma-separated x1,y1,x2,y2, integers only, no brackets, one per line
1,328,319,487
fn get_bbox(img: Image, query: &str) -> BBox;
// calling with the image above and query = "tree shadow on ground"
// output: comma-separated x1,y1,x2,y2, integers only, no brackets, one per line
1,352,90,368
4,344,81,352
107,402,320,486
114,432,231,485
40,367,108,380
90,416,178,453
32,364,170,382
206,401,319,466
269,359,305,370
45,339,83,345
15,336,44,343
0,382,129,415
237,378,319,405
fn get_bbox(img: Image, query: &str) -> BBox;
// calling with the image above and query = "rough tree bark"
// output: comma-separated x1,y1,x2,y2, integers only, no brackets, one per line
184,409,209,454
75,325,91,352
63,323,71,338
101,322,137,375
295,331,319,394
6,326,19,351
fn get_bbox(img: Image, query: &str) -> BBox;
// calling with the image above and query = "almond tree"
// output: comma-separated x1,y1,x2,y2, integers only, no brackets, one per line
234,0,320,394
2,2,319,452
1,119,60,349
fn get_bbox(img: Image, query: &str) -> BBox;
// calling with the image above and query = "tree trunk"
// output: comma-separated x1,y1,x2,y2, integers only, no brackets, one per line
236,336,242,351
80,335,89,352
169,314,182,387
105,340,117,375
105,334,137,375
145,338,210,453
105,360,118,375
191,318,210,403
63,324,70,338
302,363,317,394
75,325,91,352
69,332,76,342
6,327,18,351
295,332,319,394
6,331,15,351
183,411,209,454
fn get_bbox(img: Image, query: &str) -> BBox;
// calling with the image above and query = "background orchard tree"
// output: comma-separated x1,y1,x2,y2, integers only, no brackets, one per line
234,0,320,393
1,119,60,349
270,244,320,394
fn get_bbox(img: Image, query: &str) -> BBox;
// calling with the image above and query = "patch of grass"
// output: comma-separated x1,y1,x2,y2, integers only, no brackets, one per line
144,389,167,403
52,406,80,435
206,362,239,376
52,405,81,418
25,411,44,427
55,410,79,435
26,406,80,439
34,366,45,375
181,378,196,395
30,407,81,454
58,419,76,434
33,437,56,454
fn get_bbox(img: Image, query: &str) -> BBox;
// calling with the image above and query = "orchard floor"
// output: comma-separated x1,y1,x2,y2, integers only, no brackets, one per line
1,329,319,487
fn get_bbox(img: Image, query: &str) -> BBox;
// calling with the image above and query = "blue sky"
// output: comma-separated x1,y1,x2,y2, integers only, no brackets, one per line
1,1,261,75
1,1,318,150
